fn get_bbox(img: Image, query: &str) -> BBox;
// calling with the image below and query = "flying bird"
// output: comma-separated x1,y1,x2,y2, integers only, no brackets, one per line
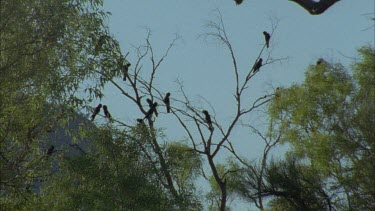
290,0,340,15
103,105,112,120
146,99,158,117
123,63,131,81
263,31,271,48
145,102,158,119
163,92,171,113
91,103,102,121
202,110,214,131
234,0,243,5
253,58,263,73
46,146,55,156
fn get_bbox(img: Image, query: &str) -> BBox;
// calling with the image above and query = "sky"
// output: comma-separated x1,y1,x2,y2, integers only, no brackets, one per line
97,0,374,210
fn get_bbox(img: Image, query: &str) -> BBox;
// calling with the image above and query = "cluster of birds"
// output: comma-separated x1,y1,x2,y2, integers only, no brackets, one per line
91,104,112,121
90,31,272,130
45,32,272,157
252,31,271,74
90,93,171,123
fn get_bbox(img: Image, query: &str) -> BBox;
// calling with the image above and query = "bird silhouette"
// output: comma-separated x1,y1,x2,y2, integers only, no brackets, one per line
137,118,144,124
263,31,271,48
290,0,340,15
145,102,158,119
103,105,112,120
123,63,131,81
94,35,105,55
146,99,158,117
146,98,153,107
275,87,281,98
316,58,325,65
253,58,263,73
202,110,214,131
46,145,55,156
163,92,171,113
91,104,102,121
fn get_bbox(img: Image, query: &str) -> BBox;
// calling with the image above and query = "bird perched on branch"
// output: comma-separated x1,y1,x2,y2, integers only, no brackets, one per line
94,35,105,55
253,58,263,73
123,63,131,81
202,110,214,131
46,146,55,156
316,58,325,65
263,31,271,48
163,92,171,113
137,118,144,124
275,87,281,98
91,103,102,121
103,105,112,120
146,98,158,117
144,102,158,119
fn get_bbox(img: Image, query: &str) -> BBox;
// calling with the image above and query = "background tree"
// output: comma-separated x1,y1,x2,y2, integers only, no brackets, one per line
0,0,126,205
262,46,374,210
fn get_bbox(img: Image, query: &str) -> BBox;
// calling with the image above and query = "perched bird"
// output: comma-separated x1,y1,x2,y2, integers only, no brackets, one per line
91,103,102,121
253,58,263,73
202,110,214,131
263,31,271,48
103,105,112,120
163,92,171,113
123,63,131,81
94,35,105,55
145,102,158,119
146,98,153,107
146,98,158,117
137,118,144,124
316,58,325,65
46,146,55,156
275,87,281,98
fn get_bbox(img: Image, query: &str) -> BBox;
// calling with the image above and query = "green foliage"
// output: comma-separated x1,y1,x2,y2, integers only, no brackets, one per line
264,156,331,210
0,0,130,208
34,126,174,210
268,46,375,209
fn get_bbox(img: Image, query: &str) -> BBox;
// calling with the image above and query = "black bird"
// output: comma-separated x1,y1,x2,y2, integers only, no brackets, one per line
123,63,131,81
145,102,158,119
275,87,281,98
253,58,263,73
103,105,112,120
146,99,158,117
202,110,214,131
146,98,153,107
163,92,171,113
316,58,325,65
137,118,144,124
234,0,243,5
91,103,102,121
46,146,55,156
94,35,105,55
263,31,271,48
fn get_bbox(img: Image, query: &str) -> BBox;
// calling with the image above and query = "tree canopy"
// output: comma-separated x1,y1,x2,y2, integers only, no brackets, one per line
0,0,373,210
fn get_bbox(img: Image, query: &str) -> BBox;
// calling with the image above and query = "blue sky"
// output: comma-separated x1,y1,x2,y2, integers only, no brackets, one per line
97,0,374,209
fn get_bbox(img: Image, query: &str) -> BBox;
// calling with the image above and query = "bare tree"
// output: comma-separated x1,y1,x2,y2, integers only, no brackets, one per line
96,10,286,209
167,12,286,210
